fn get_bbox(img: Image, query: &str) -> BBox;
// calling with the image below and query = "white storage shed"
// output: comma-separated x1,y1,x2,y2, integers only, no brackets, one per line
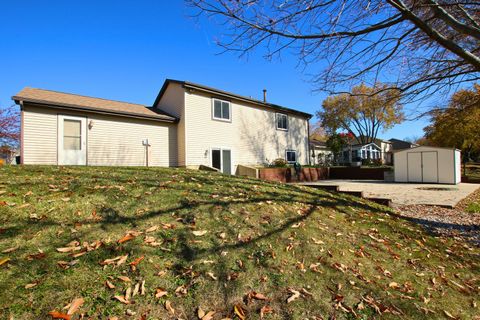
393,146,461,184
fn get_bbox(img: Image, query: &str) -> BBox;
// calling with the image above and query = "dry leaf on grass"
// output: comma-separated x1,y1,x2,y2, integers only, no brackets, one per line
113,295,131,305
201,311,216,320
117,233,136,244
206,272,217,280
192,230,208,236
0,258,10,266
165,300,175,314
67,298,84,315
155,288,168,298
117,276,131,282
25,282,38,289
233,304,246,320
286,289,301,303
105,280,115,289
145,225,159,233
48,311,71,320
260,305,273,319
2,246,18,253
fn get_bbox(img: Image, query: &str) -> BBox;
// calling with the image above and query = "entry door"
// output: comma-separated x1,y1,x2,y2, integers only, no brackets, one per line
58,115,87,165
211,148,232,175
421,151,438,183
407,152,422,182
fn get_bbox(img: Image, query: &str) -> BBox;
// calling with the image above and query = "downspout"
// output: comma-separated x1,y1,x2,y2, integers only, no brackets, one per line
19,101,24,165
306,119,311,166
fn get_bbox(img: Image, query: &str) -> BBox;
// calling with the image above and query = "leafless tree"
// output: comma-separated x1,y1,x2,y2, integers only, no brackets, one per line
188,0,480,112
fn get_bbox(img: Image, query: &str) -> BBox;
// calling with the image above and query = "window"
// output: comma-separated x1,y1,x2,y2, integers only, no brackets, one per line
286,150,297,163
276,113,288,130
63,119,81,150
212,98,231,121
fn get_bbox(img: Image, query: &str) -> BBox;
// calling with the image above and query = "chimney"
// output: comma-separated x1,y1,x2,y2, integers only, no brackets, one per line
263,89,267,103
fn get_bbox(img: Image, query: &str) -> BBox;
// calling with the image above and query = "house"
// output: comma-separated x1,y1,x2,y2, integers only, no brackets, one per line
389,138,419,151
309,139,332,165
13,80,312,174
338,138,393,165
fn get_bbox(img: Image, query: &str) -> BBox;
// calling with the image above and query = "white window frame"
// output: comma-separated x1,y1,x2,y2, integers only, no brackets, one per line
211,98,231,122
210,147,233,174
276,113,288,131
285,149,297,164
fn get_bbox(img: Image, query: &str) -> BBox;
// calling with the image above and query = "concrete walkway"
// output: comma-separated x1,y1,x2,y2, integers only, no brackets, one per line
299,180,480,208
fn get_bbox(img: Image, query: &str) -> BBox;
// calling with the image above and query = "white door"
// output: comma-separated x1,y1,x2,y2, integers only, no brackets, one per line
422,151,438,183
58,115,87,165
407,152,422,182
211,148,232,175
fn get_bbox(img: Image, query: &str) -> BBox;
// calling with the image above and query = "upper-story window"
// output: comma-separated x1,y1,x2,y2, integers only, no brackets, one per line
276,113,288,130
212,98,231,121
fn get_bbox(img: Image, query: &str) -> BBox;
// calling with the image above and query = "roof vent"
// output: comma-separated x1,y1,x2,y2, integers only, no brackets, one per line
263,89,267,103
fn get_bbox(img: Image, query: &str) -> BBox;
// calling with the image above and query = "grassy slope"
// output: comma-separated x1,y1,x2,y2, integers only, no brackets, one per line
0,166,479,319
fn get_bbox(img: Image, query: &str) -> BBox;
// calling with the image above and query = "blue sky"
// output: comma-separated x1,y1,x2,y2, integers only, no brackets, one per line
0,0,429,140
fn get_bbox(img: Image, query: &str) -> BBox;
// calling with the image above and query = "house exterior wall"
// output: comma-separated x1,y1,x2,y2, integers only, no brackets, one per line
183,90,309,172
155,82,186,166
22,104,176,167
394,146,460,184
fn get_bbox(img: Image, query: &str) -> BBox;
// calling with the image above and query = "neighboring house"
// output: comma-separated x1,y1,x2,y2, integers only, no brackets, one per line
389,138,419,151
339,138,393,165
309,139,332,165
13,80,312,174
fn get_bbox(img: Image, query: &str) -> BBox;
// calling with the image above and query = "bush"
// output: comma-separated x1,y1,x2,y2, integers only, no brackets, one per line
362,158,383,166
269,158,288,168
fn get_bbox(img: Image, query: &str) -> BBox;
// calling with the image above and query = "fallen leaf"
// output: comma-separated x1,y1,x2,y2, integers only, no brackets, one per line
286,289,301,303
129,256,144,269
155,288,168,298
443,310,456,319
197,307,205,319
113,295,131,304
25,282,38,289
117,255,128,266
260,305,273,319
250,291,268,301
117,276,131,282
67,298,84,315
56,246,81,253
233,304,246,320
140,280,145,295
202,311,216,320
48,311,71,320
388,282,399,289
105,280,115,289
145,225,159,233
0,257,11,266
192,230,208,236
2,246,18,253
165,300,175,315
206,272,217,280
117,233,136,244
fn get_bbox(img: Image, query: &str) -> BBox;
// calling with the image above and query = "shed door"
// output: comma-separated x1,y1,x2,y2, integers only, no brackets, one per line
421,151,438,183
58,115,87,165
407,152,422,182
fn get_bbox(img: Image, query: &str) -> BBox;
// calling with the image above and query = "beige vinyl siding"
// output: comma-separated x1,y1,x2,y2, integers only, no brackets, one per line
184,91,309,172
23,105,57,164
22,104,176,167
87,115,176,167
155,82,186,166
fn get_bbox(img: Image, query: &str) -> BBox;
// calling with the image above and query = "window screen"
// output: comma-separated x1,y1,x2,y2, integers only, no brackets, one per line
63,119,81,150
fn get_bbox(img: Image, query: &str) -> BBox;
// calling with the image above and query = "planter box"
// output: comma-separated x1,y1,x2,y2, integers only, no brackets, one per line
259,167,329,183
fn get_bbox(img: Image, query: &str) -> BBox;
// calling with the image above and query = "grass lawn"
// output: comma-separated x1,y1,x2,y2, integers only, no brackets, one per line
0,166,479,319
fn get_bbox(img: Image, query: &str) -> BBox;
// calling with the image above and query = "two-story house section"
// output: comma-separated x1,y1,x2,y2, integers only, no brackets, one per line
153,80,312,174
13,79,312,174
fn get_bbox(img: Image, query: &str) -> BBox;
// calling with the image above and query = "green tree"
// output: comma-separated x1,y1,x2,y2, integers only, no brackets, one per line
326,133,349,164
318,83,404,144
424,84,480,162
